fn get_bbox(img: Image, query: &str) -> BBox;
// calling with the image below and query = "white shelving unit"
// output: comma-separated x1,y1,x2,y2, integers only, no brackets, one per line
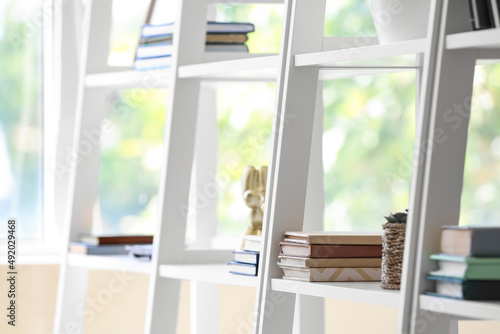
53,0,500,333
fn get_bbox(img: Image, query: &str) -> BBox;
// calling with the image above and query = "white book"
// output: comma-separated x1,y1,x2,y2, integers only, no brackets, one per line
243,235,262,252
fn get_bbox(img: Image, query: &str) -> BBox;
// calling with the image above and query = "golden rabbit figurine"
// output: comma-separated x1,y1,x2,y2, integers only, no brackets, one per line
239,166,268,249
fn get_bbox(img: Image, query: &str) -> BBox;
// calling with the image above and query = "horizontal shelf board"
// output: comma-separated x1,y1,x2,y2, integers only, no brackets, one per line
159,263,257,287
67,253,151,274
271,279,399,307
295,38,426,67
86,56,421,86
420,294,500,321
86,68,171,88
178,55,279,79
447,29,500,50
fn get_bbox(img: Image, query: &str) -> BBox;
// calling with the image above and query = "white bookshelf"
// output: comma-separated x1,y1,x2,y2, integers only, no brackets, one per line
53,0,500,333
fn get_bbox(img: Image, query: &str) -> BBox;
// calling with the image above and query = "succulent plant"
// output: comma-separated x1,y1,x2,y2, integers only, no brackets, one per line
384,209,408,223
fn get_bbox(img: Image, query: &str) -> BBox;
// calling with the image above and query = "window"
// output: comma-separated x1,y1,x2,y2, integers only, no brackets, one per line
0,0,44,240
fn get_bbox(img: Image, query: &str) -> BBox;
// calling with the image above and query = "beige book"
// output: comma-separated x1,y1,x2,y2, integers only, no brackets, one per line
280,265,382,282
284,231,382,245
278,255,381,268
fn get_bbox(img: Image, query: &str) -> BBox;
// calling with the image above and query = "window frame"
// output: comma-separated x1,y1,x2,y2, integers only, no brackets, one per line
0,0,62,260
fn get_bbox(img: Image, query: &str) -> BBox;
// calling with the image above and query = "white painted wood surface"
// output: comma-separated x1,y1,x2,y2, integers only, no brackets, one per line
255,1,327,333
54,0,114,332
420,295,500,321
159,264,257,287
294,83,325,334
144,0,208,332
401,1,479,333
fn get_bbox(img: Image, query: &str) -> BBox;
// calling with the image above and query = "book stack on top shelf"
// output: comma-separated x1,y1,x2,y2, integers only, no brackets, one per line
227,235,262,276
278,231,383,282
69,234,153,257
426,226,500,300
135,21,255,70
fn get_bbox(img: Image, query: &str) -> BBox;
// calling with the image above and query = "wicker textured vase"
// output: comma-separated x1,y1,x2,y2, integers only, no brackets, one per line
381,222,406,290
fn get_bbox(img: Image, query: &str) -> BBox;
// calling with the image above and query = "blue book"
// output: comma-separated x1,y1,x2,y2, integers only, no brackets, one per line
136,42,173,59
69,242,128,255
227,261,258,276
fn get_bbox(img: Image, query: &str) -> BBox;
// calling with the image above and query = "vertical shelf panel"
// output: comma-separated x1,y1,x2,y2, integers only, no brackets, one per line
255,0,327,333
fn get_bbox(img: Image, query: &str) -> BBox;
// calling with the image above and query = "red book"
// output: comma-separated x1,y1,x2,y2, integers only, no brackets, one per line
279,242,382,258
80,235,153,246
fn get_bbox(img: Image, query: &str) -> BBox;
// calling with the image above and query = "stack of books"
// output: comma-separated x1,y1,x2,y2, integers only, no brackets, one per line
426,226,500,300
278,231,383,282
69,234,153,256
135,21,255,70
227,235,261,276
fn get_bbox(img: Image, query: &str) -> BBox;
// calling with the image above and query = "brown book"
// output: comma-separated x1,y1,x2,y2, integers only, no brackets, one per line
279,242,382,258
441,226,500,257
278,255,381,268
206,33,248,44
284,231,382,245
80,235,153,246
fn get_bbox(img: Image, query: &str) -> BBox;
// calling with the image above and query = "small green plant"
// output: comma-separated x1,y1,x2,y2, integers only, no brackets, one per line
384,209,408,224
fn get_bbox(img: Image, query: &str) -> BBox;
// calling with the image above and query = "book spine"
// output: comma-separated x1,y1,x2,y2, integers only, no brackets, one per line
310,245,382,258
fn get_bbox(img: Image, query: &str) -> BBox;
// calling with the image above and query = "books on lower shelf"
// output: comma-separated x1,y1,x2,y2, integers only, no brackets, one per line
135,21,254,70
278,231,382,282
228,235,261,276
427,225,500,300
69,235,154,259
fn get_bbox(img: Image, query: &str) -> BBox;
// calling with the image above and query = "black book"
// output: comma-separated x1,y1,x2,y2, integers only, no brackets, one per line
469,0,494,30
